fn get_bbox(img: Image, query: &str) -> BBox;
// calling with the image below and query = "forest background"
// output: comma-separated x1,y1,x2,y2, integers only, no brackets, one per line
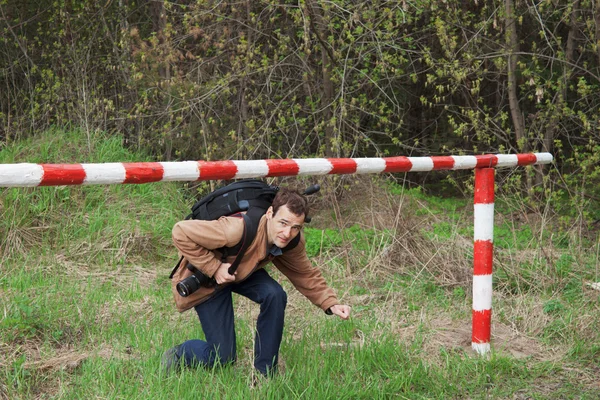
1,0,600,398
1,0,599,178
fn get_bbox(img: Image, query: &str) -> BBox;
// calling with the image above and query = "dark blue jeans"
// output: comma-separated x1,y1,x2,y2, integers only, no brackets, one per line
177,268,287,376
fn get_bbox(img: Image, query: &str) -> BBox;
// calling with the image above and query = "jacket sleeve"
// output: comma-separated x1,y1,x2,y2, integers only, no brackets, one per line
172,217,243,277
272,234,338,312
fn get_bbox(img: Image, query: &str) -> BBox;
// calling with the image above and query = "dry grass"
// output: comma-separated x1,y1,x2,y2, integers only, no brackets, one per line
315,176,473,288
52,255,158,288
0,226,44,260
0,341,131,372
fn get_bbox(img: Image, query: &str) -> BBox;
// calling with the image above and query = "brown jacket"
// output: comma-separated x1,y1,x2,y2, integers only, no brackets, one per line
171,214,339,313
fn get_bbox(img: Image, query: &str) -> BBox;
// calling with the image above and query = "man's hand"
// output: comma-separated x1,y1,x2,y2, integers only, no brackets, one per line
214,262,236,285
329,304,351,320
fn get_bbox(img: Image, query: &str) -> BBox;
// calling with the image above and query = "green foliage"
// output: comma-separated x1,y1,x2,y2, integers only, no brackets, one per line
0,0,596,200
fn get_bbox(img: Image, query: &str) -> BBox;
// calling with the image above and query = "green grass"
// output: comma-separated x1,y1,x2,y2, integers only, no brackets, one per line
3,267,598,399
304,225,393,263
1,130,599,399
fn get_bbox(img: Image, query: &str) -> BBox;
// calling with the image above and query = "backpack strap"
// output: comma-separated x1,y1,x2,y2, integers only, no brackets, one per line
226,207,263,275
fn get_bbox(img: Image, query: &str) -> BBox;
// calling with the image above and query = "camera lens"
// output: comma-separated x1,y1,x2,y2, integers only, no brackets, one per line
176,275,201,297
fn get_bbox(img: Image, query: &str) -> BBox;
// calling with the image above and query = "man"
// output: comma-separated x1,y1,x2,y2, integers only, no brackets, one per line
162,187,351,377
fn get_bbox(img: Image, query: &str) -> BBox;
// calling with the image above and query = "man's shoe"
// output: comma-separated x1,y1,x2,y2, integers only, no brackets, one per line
161,345,182,375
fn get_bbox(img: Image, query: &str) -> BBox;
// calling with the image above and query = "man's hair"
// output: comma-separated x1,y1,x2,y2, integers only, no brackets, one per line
272,188,309,218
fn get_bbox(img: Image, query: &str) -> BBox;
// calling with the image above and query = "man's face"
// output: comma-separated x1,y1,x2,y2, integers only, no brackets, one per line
266,205,305,248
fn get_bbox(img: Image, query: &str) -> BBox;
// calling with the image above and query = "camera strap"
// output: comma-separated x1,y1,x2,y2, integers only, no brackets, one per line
169,256,184,279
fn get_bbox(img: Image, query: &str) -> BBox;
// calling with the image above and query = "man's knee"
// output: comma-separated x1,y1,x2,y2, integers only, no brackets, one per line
263,284,287,307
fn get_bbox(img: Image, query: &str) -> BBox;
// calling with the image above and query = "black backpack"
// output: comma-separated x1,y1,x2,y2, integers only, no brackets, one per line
169,179,317,287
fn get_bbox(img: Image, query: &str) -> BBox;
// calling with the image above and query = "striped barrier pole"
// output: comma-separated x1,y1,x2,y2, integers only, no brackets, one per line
0,153,552,187
472,168,495,355
0,153,553,356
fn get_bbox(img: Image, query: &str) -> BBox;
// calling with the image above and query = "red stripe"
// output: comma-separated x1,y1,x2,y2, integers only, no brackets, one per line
40,164,86,186
475,155,498,168
517,153,537,166
265,159,300,177
123,162,164,184
472,309,492,343
197,160,237,180
431,156,455,170
473,240,493,275
474,168,495,204
383,156,412,172
328,158,357,174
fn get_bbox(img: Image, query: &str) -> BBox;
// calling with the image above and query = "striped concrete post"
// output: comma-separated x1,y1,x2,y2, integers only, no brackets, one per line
472,168,495,355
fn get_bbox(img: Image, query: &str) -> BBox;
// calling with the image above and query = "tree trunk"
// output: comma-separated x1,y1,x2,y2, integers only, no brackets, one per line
322,46,335,156
596,0,600,68
536,1,580,187
150,0,169,80
505,0,527,153
117,0,135,148
552,0,579,155
236,0,251,158
306,0,336,157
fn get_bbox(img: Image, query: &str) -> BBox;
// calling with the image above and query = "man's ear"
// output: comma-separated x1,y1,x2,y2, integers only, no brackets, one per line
266,206,274,219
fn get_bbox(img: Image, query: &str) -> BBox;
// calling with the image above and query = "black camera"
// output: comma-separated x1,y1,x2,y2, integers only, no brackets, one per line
176,264,217,297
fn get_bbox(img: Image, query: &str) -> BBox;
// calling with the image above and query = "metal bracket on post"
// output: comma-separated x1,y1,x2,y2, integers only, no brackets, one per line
472,167,495,355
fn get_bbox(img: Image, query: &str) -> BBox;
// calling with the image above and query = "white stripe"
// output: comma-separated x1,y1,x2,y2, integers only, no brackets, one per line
0,163,44,187
472,342,490,355
472,274,493,311
495,154,518,167
451,156,478,170
161,161,200,181
535,153,553,164
355,158,386,174
82,163,126,185
408,157,434,171
233,160,269,179
474,203,494,241
293,158,333,175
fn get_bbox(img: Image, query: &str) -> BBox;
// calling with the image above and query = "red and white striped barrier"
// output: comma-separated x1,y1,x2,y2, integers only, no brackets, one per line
0,152,553,356
0,153,552,187
472,168,495,355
